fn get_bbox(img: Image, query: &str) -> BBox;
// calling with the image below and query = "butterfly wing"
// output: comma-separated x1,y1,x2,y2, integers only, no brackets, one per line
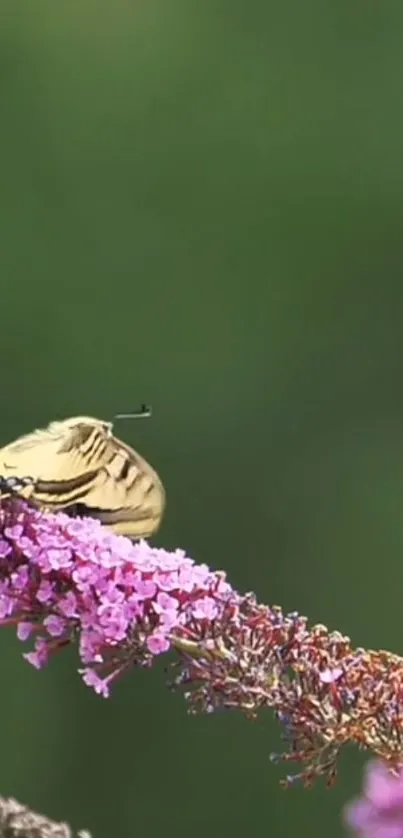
0,420,165,538
77,435,166,538
0,421,110,506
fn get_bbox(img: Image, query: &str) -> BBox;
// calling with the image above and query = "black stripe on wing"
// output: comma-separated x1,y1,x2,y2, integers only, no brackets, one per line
33,471,99,505
65,504,156,524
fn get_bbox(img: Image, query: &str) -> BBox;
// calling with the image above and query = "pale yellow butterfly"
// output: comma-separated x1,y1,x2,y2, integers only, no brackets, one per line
0,410,165,538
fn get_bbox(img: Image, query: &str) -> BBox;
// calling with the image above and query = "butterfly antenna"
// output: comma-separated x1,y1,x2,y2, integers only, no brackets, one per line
114,404,152,420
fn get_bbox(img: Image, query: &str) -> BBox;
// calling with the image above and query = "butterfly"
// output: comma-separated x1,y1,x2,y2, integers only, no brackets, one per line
0,415,165,539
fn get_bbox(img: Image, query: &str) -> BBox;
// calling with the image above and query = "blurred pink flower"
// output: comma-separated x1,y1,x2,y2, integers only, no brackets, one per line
344,760,403,838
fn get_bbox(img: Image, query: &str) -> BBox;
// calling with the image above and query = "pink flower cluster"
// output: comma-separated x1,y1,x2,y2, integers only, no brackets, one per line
2,496,403,791
0,499,237,697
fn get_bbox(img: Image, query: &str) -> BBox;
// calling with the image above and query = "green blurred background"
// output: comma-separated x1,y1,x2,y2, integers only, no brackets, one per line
1,1,403,835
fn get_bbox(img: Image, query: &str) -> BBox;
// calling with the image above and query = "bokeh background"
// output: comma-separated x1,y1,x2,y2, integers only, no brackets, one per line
1,2,403,836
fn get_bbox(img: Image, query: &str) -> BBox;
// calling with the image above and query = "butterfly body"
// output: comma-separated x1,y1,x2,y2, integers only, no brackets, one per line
0,416,165,538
